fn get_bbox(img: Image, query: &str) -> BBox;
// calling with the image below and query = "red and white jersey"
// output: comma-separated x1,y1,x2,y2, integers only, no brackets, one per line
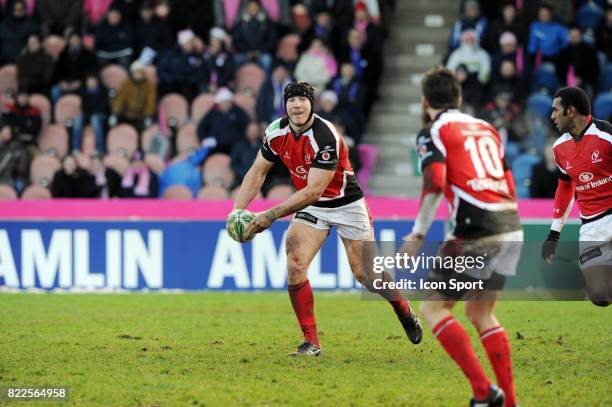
553,118,612,220
260,114,363,208
417,109,520,237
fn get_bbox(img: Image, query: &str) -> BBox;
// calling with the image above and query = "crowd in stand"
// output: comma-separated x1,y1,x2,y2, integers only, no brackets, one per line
0,0,392,200
447,0,612,198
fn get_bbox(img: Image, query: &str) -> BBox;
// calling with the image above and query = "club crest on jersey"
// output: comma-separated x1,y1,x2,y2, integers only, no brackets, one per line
591,150,602,164
579,172,594,182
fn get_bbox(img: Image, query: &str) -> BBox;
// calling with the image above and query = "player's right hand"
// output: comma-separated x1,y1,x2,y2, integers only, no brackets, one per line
399,233,424,259
541,230,560,264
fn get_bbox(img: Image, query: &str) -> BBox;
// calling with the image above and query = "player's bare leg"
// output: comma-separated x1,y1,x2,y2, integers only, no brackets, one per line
341,236,423,344
421,295,503,406
582,265,612,306
285,222,328,356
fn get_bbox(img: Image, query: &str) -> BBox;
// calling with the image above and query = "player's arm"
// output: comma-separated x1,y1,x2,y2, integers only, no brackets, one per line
233,151,274,210
542,164,575,264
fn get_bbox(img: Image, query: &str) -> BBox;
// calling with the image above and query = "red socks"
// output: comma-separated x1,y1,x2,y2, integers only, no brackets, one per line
481,326,516,407
390,299,412,319
288,279,319,347
433,316,491,400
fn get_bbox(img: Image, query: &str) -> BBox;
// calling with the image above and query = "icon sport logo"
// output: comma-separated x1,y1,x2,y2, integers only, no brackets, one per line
579,172,594,182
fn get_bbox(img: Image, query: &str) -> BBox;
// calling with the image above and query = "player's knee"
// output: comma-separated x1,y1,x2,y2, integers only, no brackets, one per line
465,304,492,328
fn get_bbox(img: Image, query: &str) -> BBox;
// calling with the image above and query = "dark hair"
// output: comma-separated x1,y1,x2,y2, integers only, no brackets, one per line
553,87,591,116
421,66,461,110
538,4,553,13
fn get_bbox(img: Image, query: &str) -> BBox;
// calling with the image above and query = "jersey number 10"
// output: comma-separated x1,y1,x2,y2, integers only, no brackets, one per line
464,136,505,179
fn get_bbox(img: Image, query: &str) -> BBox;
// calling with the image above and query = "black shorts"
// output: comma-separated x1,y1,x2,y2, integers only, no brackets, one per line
426,268,506,300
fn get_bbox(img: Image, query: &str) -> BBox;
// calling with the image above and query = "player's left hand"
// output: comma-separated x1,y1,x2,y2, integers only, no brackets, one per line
399,233,424,258
243,210,277,240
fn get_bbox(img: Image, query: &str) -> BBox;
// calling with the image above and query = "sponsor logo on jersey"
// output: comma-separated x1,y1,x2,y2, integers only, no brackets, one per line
321,152,331,161
592,150,602,164
575,175,612,191
579,172,594,182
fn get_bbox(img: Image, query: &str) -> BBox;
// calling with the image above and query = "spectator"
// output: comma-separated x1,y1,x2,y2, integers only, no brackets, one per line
0,0,39,64
329,62,365,128
111,61,157,132
310,0,353,43
449,0,487,51
527,4,568,66
492,60,525,105
213,0,245,31
454,64,483,115
256,63,292,125
51,32,97,102
35,0,82,37
119,151,158,198
491,31,524,82
341,29,367,80
316,89,361,145
134,0,173,59
157,29,206,101
230,121,262,185
158,138,216,197
94,6,134,68
90,154,121,198
482,88,526,146
197,87,250,154
447,29,491,85
16,33,55,95
291,4,315,55
312,11,333,48
51,154,100,198
596,5,612,63
109,0,141,24
556,26,600,96
74,73,110,153
232,0,277,74
295,38,337,92
0,125,29,192
202,27,236,93
530,141,557,198
483,1,527,52
1,90,42,149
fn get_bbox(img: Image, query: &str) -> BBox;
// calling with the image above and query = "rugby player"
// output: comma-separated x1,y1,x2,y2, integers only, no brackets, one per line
233,82,422,356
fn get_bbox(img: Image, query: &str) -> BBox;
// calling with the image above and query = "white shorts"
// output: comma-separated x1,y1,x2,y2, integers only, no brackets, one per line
291,198,372,241
579,214,612,269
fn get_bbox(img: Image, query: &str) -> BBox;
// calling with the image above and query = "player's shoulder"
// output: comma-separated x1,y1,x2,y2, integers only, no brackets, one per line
587,119,612,144
264,117,290,141
553,133,573,150
432,109,495,134
311,114,339,143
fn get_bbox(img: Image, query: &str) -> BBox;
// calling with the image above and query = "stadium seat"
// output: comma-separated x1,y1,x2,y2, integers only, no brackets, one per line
30,155,61,187
81,126,96,155
107,124,138,158
276,34,301,64
43,35,65,60
230,186,262,200
0,184,18,200
38,125,69,159
144,153,166,175
103,154,129,175
100,64,128,94
159,93,189,129
235,63,265,96
21,185,52,200
197,186,229,200
141,124,160,151
203,153,234,188
177,123,199,155
54,94,81,126
530,64,558,95
266,184,294,200
576,1,604,30
144,64,158,85
526,92,553,121
162,184,193,200
234,92,256,120
593,92,612,121
190,92,214,124
0,64,17,96
599,63,612,92
29,93,52,128
511,153,541,198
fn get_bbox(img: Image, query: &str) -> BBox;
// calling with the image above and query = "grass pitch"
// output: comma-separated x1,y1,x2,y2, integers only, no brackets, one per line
0,293,610,406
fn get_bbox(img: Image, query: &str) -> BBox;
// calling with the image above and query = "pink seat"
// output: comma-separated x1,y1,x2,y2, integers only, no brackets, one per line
81,126,96,155
0,184,18,200
30,155,61,187
159,93,188,128
163,184,193,200
55,94,82,125
103,154,129,175
190,92,214,124
203,153,234,188
177,123,199,155
107,124,138,158
101,64,128,93
21,185,52,200
235,63,265,96
144,65,157,85
0,64,17,96
144,153,166,175
197,186,229,200
266,184,294,200
234,92,256,120
38,125,69,159
29,93,52,128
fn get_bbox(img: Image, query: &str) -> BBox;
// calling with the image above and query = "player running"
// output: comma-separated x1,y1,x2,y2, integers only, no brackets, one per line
542,87,612,306
233,81,422,356
401,67,522,407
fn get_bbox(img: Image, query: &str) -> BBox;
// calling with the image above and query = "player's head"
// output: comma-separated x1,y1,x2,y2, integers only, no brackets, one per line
284,81,316,127
551,87,591,133
421,66,462,122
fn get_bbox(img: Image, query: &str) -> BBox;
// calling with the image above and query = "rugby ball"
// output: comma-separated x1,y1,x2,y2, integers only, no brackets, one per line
226,209,255,243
